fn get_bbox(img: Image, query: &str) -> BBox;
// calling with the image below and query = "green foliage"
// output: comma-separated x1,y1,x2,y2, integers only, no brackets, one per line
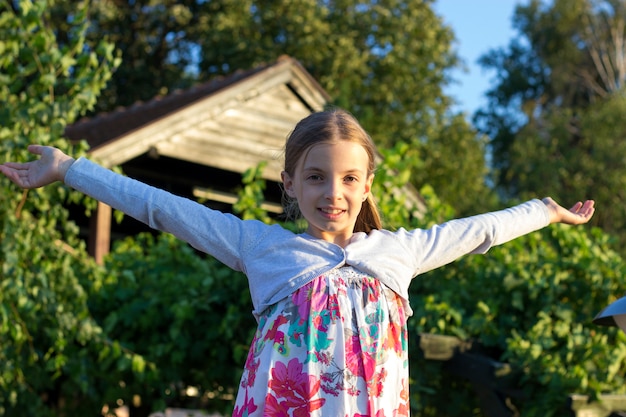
79,0,199,112
87,163,284,416
373,145,626,414
194,0,456,146
233,161,272,224
413,113,499,215
374,141,425,228
0,0,120,143
407,208,626,416
91,233,255,415
508,93,626,247
0,0,120,415
0,209,101,417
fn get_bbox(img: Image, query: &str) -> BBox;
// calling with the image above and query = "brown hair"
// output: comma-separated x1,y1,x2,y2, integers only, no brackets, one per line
282,108,382,233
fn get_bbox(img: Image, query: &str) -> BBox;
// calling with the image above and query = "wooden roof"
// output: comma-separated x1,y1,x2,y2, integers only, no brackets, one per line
65,55,331,183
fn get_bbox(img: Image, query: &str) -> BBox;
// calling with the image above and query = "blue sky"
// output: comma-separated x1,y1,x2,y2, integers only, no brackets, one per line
433,0,526,115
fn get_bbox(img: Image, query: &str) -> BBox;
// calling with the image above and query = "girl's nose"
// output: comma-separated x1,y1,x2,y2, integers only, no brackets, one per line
325,180,342,200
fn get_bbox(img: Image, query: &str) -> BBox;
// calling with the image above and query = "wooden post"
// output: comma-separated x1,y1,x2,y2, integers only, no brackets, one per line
88,201,112,265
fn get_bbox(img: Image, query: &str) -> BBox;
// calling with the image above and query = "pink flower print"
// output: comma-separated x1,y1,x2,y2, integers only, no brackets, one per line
241,353,260,388
292,286,312,323
394,380,410,417
399,379,409,402
383,322,404,355
346,410,385,417
266,358,326,416
233,390,258,417
309,282,330,313
313,350,331,365
292,278,341,326
319,369,340,396
320,380,340,396
274,331,288,355
294,401,325,417
292,280,325,322
312,313,330,333
326,293,341,321
269,359,311,404
290,329,303,343
264,316,288,343
345,334,376,380
366,284,380,304
366,368,387,397
353,409,386,417
264,393,290,416
263,315,289,355
395,401,410,417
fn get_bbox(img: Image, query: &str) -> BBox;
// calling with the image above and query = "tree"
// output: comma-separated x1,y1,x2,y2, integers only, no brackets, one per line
83,0,202,112
0,1,124,415
474,0,626,242
49,0,494,215
507,94,626,234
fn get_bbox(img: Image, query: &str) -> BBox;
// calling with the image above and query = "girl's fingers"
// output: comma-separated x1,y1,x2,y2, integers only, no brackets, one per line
27,144,46,155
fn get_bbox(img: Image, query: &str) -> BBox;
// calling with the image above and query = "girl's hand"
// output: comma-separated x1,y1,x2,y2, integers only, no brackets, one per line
542,197,595,225
0,145,75,189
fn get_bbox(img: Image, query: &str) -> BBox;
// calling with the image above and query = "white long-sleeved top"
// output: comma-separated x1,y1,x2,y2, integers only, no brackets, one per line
65,157,551,318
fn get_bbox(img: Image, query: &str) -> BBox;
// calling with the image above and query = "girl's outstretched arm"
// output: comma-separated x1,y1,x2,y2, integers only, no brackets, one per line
0,145,75,189
543,197,595,225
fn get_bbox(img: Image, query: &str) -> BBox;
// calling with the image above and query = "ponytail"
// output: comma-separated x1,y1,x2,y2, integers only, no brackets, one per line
354,195,382,233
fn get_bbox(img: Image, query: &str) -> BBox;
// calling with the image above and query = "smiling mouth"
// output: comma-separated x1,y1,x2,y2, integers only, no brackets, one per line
319,208,345,216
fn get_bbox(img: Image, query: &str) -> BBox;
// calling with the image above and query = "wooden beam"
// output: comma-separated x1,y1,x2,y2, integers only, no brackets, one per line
193,187,283,214
287,65,330,111
155,141,283,182
88,201,112,265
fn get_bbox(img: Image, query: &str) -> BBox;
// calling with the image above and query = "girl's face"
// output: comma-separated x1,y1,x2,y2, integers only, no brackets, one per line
281,141,374,247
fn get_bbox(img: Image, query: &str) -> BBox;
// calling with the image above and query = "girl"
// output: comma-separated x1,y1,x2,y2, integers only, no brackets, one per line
0,109,594,416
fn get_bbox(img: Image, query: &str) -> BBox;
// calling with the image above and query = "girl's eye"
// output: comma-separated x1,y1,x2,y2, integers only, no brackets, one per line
307,175,322,181
345,176,358,182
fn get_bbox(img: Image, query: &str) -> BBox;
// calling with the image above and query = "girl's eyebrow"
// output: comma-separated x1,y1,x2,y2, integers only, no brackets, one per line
302,166,366,175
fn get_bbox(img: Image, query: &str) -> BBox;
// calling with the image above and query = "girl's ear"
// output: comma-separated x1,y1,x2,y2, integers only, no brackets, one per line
364,173,375,197
281,171,296,198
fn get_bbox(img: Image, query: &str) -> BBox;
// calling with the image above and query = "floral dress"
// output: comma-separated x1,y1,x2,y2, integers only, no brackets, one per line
233,266,410,417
